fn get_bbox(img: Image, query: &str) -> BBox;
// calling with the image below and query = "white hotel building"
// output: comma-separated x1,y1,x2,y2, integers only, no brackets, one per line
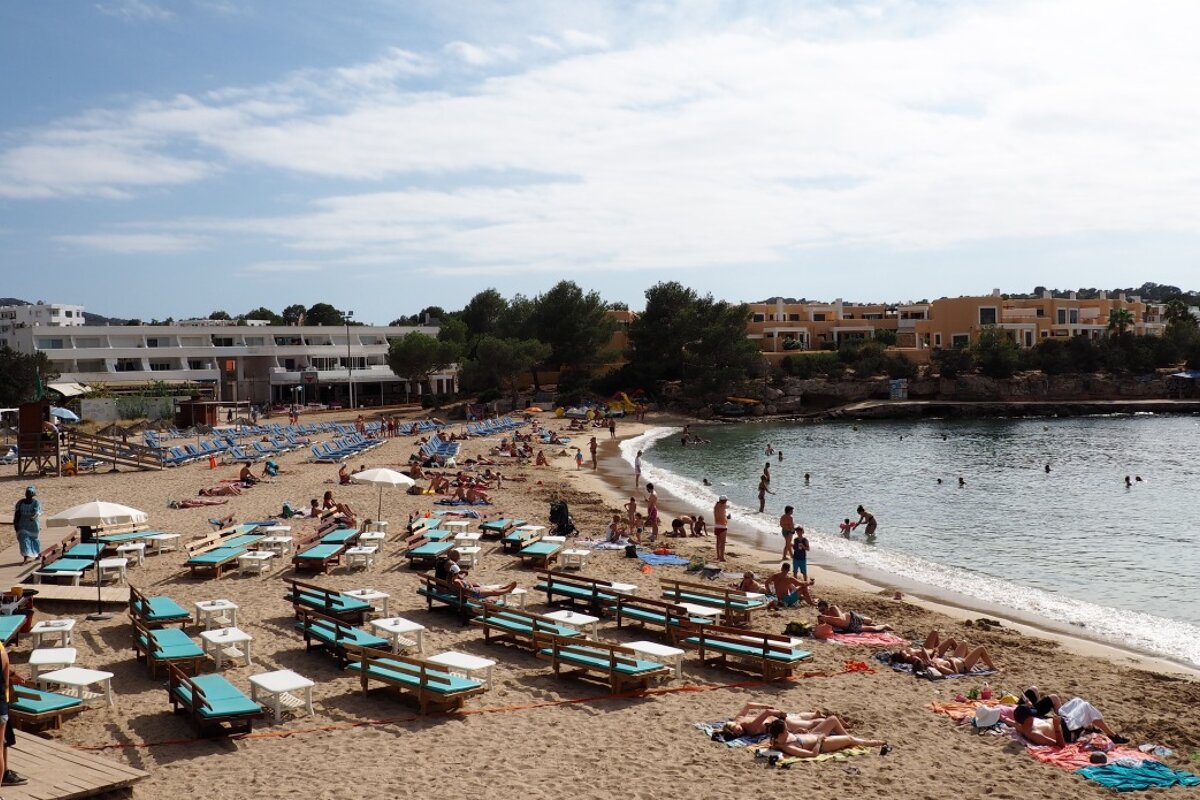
0,302,455,407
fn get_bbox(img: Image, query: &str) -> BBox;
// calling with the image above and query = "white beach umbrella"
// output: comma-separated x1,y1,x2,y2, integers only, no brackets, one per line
351,468,415,520
47,500,148,528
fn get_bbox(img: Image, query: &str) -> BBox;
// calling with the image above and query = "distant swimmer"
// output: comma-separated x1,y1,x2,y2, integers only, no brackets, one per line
1045,464,1051,473
702,478,712,486
937,478,943,484
856,505,877,537
1125,475,1132,487
958,477,966,487
942,434,948,440
1135,476,1143,482
766,444,774,456
778,451,784,462
804,473,811,484
852,426,859,431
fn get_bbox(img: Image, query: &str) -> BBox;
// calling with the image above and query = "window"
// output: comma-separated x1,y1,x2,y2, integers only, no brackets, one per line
788,313,800,321
64,310,73,318
979,307,997,325
149,361,173,371
311,357,338,370
1036,308,1045,317
752,313,765,322
812,313,826,322
1069,309,1079,324
211,336,234,347
114,359,141,372
36,338,64,349
188,359,208,370
1056,309,1067,324
951,334,970,348
934,333,942,347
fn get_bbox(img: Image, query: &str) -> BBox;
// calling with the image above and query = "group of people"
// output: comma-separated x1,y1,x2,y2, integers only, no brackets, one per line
720,702,888,759
887,630,995,676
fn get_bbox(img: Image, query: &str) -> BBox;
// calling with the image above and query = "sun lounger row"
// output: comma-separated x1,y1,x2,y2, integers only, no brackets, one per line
291,527,362,573
464,416,525,437
286,578,373,623
184,523,268,578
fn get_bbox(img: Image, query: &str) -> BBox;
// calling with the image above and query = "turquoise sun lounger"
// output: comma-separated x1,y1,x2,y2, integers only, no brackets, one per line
130,586,190,626
320,528,360,545
518,540,562,567
169,667,263,736
9,686,84,730
0,614,27,645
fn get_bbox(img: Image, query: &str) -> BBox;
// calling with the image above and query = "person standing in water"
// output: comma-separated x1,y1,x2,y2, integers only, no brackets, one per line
713,496,731,562
856,505,877,538
634,450,643,489
757,476,775,513
779,505,796,560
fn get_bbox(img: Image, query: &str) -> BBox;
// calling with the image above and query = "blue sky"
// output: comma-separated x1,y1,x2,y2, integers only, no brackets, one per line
3,0,1199,323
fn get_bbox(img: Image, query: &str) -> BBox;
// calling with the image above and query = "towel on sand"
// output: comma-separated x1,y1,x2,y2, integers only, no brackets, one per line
756,746,872,766
694,720,768,748
1026,740,1157,772
826,632,908,647
1079,761,1200,791
434,498,492,506
638,552,689,566
875,651,997,680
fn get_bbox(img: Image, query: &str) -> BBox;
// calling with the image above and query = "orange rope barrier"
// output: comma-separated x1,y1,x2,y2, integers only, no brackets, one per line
75,667,853,751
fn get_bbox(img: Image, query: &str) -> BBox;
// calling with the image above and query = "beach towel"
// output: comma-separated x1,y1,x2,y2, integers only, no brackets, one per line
694,720,769,748
170,498,229,508
754,746,873,767
577,539,628,550
878,651,997,680
1078,761,1200,791
826,632,908,647
431,510,482,519
434,498,492,506
1026,740,1156,772
638,552,689,566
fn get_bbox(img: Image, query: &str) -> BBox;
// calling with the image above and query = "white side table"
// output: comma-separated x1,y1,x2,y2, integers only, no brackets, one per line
456,546,482,568
30,619,76,648
427,651,496,685
97,557,128,585
358,531,387,548
365,520,389,534
543,609,600,639
115,541,147,566
344,545,378,571
38,667,114,707
609,582,638,593
28,647,78,680
249,670,314,723
560,549,591,570
344,588,390,619
238,551,275,576
260,535,294,556
626,640,685,679
200,627,253,670
453,531,481,544
516,525,546,536
677,602,722,622
194,599,239,630
145,532,181,554
498,587,527,609
368,617,426,653
442,520,469,534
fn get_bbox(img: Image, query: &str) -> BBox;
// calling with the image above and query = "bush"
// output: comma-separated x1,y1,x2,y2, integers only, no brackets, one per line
933,347,975,378
779,352,841,379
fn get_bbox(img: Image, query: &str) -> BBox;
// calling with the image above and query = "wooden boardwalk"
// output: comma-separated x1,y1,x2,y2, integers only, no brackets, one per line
5,730,149,800
0,544,129,607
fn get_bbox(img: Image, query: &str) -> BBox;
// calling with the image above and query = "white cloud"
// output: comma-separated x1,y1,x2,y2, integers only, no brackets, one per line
12,0,1200,281
95,0,172,22
242,261,324,273
55,233,207,254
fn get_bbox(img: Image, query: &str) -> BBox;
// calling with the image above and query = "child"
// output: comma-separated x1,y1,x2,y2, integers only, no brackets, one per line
635,512,649,543
574,449,583,470
839,518,857,537
606,513,627,543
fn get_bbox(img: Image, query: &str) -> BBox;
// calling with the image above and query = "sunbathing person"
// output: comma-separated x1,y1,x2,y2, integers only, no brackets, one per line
465,485,490,504
452,568,517,599
888,643,996,676
1013,691,1129,745
736,572,767,593
606,514,628,543
535,450,548,466
816,600,892,633
428,474,451,494
200,483,243,497
322,491,337,510
723,703,850,738
239,464,259,487
766,718,887,759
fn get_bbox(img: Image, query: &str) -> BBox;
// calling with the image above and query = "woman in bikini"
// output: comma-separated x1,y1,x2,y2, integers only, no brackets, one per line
722,703,850,738
766,718,887,759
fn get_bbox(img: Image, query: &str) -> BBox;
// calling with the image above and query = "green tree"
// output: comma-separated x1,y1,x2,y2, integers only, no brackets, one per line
1107,308,1134,337
242,306,284,325
1164,299,1197,331
932,346,975,378
0,347,59,406
460,336,551,405
873,328,897,346
526,281,614,379
305,303,347,326
208,310,232,320
627,281,763,395
497,293,535,340
437,317,469,347
460,289,508,339
385,333,460,397
972,327,1019,378
282,304,307,325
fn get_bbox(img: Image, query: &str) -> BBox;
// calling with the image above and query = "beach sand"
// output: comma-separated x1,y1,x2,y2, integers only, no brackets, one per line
2,413,1197,800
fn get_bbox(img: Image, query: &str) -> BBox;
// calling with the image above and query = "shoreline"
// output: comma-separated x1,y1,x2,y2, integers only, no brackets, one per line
580,414,1199,679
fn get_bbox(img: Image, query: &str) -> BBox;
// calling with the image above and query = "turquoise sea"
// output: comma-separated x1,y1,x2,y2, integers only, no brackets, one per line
623,415,1200,667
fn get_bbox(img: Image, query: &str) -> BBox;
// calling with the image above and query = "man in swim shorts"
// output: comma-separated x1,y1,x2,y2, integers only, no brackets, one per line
765,562,815,608
713,495,730,562
645,482,660,539
779,505,795,560
792,527,810,580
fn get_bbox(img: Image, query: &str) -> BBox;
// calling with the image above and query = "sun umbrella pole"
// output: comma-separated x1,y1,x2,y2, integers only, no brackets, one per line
87,529,111,620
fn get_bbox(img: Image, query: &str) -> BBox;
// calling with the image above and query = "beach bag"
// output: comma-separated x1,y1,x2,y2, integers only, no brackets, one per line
812,623,834,640
625,544,638,558
783,621,811,637
972,706,1002,730
281,502,295,519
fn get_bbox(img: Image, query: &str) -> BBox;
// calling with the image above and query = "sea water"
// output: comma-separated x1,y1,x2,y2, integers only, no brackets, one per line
623,415,1200,667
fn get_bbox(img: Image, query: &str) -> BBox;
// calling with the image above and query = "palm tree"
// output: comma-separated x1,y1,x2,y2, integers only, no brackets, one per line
1164,299,1198,330
1107,308,1134,337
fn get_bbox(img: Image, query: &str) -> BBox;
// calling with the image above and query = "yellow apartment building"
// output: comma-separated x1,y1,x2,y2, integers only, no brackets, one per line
745,291,1167,362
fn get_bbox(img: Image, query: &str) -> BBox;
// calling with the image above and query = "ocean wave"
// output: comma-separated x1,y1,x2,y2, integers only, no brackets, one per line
621,427,1200,668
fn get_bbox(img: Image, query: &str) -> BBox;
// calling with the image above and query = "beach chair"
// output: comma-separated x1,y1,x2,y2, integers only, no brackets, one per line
536,635,672,693
33,542,93,585
184,530,265,579
285,578,372,624
607,595,710,637
471,603,584,651
167,664,263,737
404,533,453,569
416,575,481,622
501,525,541,553
535,570,630,614
517,537,564,569
673,622,813,680
132,617,207,678
8,686,85,731
129,585,190,627
659,578,770,627
295,608,390,666
346,646,487,715
290,528,360,574
0,614,27,646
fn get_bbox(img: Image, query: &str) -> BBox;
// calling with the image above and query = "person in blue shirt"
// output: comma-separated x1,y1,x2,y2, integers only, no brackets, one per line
11,486,41,564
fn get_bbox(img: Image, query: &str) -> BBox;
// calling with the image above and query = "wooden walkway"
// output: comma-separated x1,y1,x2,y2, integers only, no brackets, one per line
5,730,148,800
0,544,129,606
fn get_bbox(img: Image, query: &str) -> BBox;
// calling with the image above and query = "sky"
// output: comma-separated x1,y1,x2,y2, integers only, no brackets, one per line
2,0,1200,324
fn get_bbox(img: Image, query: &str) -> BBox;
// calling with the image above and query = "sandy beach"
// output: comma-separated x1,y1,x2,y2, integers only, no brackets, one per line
2,412,1198,800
